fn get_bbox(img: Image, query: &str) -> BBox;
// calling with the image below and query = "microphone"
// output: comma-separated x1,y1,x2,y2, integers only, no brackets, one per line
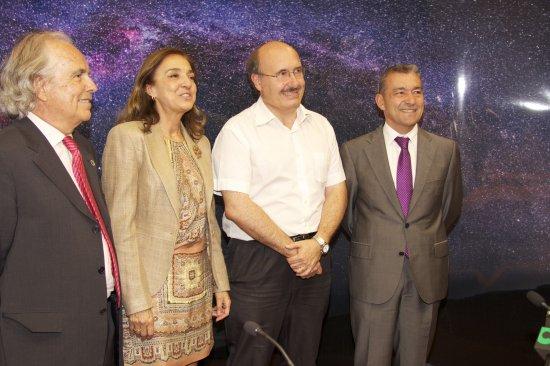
243,321,295,366
527,291,550,365
528,291,550,311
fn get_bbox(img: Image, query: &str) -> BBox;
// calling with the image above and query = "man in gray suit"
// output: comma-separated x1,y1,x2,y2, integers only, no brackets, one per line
341,64,463,366
0,31,120,365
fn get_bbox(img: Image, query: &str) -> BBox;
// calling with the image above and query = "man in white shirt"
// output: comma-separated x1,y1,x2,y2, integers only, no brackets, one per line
340,64,463,366
0,31,120,366
212,40,347,366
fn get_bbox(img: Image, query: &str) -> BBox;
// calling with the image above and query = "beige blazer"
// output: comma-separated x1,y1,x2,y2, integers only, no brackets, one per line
341,126,463,304
102,121,229,315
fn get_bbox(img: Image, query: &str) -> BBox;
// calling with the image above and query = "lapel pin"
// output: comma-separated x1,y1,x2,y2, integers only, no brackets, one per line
90,160,96,167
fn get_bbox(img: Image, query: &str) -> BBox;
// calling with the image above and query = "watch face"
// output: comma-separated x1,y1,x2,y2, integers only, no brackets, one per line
322,244,329,254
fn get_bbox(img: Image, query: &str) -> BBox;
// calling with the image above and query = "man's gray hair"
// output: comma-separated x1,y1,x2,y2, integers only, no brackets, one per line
0,30,73,118
378,64,421,93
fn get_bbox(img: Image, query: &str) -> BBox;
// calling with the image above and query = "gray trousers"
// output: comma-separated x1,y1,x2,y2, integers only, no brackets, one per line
225,238,331,366
350,259,439,366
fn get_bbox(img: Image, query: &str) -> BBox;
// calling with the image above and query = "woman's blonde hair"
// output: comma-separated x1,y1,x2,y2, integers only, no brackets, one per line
0,30,72,118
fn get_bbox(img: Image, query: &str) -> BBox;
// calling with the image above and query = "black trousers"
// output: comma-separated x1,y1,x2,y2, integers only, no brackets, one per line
225,238,331,366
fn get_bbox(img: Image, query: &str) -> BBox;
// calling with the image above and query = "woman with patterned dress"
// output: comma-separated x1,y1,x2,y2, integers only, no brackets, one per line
101,48,230,366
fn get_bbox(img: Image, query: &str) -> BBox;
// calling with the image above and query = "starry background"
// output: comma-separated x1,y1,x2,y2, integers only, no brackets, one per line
1,0,548,315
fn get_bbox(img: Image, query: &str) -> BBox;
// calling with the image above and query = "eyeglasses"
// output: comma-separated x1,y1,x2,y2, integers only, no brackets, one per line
257,67,305,82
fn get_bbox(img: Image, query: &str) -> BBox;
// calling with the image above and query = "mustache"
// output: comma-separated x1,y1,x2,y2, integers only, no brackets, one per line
281,86,302,93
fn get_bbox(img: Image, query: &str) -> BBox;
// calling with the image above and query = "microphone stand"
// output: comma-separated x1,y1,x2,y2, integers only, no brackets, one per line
243,321,295,366
256,328,295,366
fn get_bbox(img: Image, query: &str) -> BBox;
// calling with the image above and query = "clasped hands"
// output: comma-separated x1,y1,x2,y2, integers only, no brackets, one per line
285,238,323,279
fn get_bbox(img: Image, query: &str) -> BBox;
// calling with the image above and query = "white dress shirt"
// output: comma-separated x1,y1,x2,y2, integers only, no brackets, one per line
212,97,346,241
383,122,418,187
28,112,114,297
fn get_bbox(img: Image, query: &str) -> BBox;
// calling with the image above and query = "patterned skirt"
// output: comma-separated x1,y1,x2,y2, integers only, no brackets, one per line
122,247,213,365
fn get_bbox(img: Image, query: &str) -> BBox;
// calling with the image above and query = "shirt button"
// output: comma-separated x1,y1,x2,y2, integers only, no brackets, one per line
98,266,105,274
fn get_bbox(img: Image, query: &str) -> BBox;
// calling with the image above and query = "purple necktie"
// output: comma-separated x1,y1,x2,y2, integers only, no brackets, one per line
395,136,412,256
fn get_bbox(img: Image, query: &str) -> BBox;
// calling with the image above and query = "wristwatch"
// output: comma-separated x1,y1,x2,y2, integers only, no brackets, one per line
313,235,330,255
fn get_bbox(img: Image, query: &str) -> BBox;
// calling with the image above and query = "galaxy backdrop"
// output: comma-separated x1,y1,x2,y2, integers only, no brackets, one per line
1,1,548,314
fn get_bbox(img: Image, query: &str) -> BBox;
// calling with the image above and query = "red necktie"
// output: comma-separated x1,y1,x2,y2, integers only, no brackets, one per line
63,136,121,307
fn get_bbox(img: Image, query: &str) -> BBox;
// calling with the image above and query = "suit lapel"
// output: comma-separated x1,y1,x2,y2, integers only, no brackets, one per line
76,132,112,232
409,128,435,213
181,127,213,209
364,126,404,218
17,118,95,221
144,124,180,218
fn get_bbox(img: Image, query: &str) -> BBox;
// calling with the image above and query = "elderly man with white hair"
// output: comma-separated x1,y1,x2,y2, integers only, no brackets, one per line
0,31,120,366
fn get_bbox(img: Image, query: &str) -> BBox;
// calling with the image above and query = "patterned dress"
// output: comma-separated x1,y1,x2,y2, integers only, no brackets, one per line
122,139,213,365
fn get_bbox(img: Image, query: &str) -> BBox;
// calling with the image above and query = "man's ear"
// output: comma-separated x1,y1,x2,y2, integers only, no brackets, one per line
375,93,385,111
250,74,262,93
33,75,48,102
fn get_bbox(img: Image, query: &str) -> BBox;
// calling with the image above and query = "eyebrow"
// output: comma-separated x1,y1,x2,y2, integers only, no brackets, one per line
71,68,87,76
165,68,193,73
392,86,423,91
274,66,302,73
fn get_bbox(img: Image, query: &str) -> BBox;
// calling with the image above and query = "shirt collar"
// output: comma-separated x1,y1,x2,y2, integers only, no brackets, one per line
383,122,418,146
27,111,70,148
254,97,311,127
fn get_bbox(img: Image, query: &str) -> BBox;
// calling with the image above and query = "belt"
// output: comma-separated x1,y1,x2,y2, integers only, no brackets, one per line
290,232,316,242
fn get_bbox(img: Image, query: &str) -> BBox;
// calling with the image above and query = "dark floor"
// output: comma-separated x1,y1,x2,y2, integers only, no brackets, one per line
202,285,550,365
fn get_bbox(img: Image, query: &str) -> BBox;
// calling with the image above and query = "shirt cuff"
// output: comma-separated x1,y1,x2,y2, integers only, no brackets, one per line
326,172,346,187
213,178,250,194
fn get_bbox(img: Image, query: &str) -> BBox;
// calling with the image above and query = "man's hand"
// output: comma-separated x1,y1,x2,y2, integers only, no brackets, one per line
128,308,155,340
285,239,322,277
300,261,323,279
213,291,231,322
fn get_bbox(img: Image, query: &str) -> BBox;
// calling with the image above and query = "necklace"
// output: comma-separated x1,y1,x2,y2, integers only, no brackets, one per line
182,132,202,159
178,126,202,159
191,143,202,159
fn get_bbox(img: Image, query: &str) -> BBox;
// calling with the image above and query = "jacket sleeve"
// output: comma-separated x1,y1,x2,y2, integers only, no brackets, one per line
101,126,152,315
203,135,229,293
208,197,230,293
340,142,358,238
0,151,16,277
442,140,463,235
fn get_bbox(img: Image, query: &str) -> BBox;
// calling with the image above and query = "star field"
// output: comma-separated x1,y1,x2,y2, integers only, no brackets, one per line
0,0,548,309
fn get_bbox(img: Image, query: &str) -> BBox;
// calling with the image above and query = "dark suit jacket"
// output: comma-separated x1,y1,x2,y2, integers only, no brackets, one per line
0,118,116,365
341,125,463,305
